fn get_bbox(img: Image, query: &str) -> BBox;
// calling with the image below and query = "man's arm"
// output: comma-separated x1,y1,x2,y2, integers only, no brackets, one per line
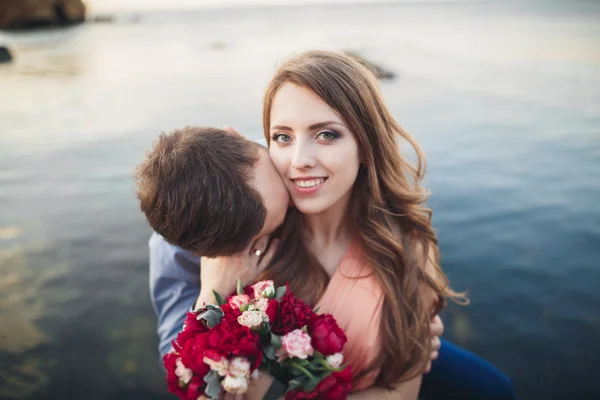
348,376,422,400
149,232,201,358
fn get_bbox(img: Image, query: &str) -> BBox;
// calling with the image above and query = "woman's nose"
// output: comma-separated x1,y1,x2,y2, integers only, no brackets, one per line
291,140,317,170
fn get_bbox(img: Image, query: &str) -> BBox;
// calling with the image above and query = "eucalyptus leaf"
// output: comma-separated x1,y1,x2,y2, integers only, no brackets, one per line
270,333,282,349
237,279,244,295
275,286,287,299
313,306,321,313
203,370,222,399
264,344,276,361
197,307,224,328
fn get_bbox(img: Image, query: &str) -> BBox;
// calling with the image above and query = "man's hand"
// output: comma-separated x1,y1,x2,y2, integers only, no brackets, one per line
195,236,279,309
424,314,444,373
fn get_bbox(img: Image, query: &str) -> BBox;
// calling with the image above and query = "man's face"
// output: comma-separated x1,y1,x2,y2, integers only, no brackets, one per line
251,146,290,238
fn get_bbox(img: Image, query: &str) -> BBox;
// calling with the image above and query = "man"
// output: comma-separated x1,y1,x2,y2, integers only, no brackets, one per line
138,126,516,399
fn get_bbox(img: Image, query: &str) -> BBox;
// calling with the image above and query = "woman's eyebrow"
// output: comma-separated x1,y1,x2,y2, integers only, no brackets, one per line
270,121,344,131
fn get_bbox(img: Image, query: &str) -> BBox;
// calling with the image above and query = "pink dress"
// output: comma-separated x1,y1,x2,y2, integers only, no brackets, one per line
315,238,384,391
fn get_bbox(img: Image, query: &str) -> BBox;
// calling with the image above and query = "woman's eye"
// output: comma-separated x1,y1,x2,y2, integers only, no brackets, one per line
317,130,340,141
271,133,292,143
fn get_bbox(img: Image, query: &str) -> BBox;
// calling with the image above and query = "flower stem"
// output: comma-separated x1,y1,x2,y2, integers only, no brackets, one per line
293,363,316,381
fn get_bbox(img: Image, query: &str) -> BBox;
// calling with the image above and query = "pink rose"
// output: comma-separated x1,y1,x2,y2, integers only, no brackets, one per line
251,280,275,298
229,294,251,309
278,329,314,361
253,297,270,313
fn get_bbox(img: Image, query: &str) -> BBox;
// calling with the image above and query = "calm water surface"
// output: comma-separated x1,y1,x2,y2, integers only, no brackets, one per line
0,1,599,399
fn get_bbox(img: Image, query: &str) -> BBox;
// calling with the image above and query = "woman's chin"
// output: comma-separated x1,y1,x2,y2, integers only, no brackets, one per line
292,200,328,216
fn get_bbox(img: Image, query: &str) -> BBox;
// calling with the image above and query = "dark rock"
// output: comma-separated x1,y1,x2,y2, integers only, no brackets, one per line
0,0,86,30
0,46,13,63
344,51,396,80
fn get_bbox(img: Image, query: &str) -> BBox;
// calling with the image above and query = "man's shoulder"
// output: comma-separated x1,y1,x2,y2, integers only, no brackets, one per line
149,232,200,271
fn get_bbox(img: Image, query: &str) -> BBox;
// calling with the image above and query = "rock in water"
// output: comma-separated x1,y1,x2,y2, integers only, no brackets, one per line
344,51,396,80
0,46,12,63
0,0,86,30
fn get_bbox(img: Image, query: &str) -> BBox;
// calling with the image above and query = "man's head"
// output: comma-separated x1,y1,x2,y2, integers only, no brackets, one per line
135,126,289,257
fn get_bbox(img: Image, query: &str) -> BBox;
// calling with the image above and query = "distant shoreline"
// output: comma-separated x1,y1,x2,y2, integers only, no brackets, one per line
87,0,494,14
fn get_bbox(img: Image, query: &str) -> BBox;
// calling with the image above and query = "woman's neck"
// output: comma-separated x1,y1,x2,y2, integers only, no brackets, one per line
302,194,352,248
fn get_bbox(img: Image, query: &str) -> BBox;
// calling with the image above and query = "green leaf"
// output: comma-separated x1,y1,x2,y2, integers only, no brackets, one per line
295,359,309,366
212,289,225,306
317,371,333,381
313,306,321,314
237,279,243,295
270,333,282,349
203,370,222,399
287,379,302,391
303,378,319,392
275,286,287,299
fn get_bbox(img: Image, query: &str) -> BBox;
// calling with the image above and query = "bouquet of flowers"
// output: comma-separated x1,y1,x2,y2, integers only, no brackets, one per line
163,280,352,400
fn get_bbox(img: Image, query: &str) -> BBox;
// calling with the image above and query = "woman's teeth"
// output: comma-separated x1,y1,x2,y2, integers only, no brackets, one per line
294,178,325,188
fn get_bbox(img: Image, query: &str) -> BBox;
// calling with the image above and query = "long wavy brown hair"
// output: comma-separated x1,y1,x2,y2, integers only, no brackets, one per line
259,50,467,387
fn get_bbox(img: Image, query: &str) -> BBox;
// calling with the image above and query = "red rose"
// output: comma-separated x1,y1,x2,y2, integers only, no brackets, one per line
265,298,278,323
184,311,209,333
272,293,316,335
285,389,319,399
309,314,346,356
180,333,212,377
315,366,353,399
285,366,352,400
163,352,182,395
185,375,206,400
163,352,207,400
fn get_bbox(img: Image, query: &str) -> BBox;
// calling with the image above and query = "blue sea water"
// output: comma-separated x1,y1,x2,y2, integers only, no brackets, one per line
0,1,599,398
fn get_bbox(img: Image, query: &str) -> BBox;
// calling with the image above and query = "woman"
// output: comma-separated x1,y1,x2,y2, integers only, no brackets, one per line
246,50,466,398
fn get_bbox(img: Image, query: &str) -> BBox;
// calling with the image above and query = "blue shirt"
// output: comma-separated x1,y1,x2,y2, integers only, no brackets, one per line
149,232,200,357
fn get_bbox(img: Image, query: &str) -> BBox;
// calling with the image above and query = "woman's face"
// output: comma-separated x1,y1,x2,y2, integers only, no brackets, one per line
268,83,361,216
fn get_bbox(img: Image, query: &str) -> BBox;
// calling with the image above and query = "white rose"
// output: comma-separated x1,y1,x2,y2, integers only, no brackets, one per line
203,355,229,377
326,353,344,369
237,310,264,328
228,357,251,378
175,358,193,384
222,374,249,394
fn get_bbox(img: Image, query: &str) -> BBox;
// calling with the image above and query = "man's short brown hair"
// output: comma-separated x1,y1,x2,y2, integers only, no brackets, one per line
134,126,266,257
